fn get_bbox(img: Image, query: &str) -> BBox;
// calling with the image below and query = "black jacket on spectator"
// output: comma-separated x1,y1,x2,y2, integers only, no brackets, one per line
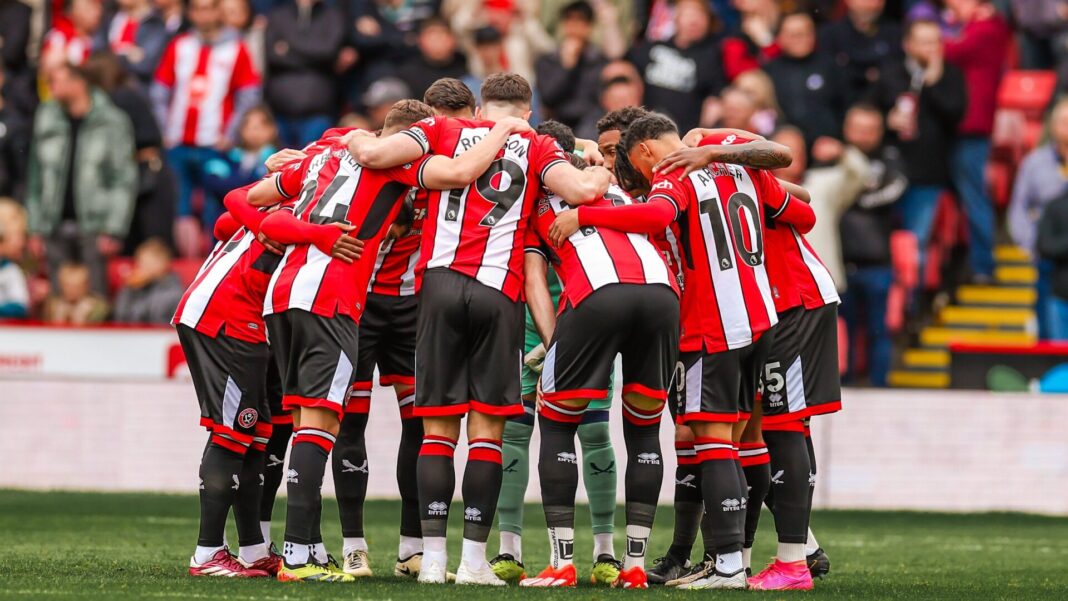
627,36,725,133
266,1,346,118
841,144,908,268
95,11,172,87
764,51,846,147
0,100,30,199
113,272,184,324
820,17,903,107
1038,192,1068,299
870,60,966,187
535,46,606,130
0,0,36,116
399,51,468,103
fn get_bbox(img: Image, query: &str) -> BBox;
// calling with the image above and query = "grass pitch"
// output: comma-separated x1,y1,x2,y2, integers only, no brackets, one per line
0,490,1066,600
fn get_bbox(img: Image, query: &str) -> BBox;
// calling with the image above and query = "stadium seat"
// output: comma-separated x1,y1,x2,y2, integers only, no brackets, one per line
987,159,1014,209
172,258,204,288
107,257,135,295
997,70,1057,115
887,230,918,333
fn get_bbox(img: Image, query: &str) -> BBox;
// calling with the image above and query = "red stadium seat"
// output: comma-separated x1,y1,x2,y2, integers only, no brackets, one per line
107,257,135,295
172,258,204,288
997,70,1057,115
987,159,1015,209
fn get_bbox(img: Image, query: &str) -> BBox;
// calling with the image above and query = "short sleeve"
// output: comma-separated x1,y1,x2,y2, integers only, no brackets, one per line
524,222,550,260
531,134,570,182
383,155,431,188
401,117,441,155
753,168,792,217
275,155,310,199
645,174,687,219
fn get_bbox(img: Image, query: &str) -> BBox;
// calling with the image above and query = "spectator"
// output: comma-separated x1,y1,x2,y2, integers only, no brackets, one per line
539,0,632,59
460,25,544,123
720,0,781,82
0,63,31,199
574,59,643,138
837,103,907,386
154,0,187,35
1037,190,1068,340
223,0,267,76
342,0,412,110
535,1,606,129
26,63,137,297
42,262,109,324
398,16,469,106
362,77,410,130
732,68,781,136
627,0,726,132
0,0,34,117
41,0,104,74
447,0,555,84
716,85,760,132
83,51,176,253
265,0,345,147
943,0,1011,283
0,198,29,319
153,0,261,251
97,0,172,87
112,237,184,324
764,11,846,151
1009,0,1068,70
202,106,278,199
870,18,965,285
1008,97,1068,338
820,0,903,106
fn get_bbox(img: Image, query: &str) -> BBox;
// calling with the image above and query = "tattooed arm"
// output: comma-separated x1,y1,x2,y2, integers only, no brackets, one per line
652,140,793,176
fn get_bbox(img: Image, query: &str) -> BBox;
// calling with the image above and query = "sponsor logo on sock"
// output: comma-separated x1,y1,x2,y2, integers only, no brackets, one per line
503,458,520,473
557,451,578,464
627,537,647,557
809,472,816,486
198,478,205,490
427,501,448,516
286,468,299,484
231,474,241,490
591,461,615,475
676,474,697,488
464,507,482,521
767,393,783,407
342,459,369,474
556,538,574,561
721,498,743,511
771,470,785,485
267,454,284,467
637,452,661,465
259,474,265,486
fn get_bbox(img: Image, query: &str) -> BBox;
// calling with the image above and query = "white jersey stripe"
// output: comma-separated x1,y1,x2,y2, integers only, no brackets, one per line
793,228,841,305
198,42,238,146
733,170,779,329
179,232,254,328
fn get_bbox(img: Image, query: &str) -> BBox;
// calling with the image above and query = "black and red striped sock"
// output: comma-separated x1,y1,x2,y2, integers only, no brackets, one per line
417,435,457,540
333,409,370,540
197,439,246,548
667,440,702,565
462,438,504,543
695,437,744,556
282,427,335,567
740,442,771,553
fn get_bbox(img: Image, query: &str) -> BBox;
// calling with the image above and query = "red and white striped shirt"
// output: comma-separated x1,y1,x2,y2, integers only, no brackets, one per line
263,142,424,319
527,184,678,307
173,227,280,343
154,31,259,147
41,27,92,66
107,12,140,54
402,117,569,301
367,189,426,297
648,164,789,353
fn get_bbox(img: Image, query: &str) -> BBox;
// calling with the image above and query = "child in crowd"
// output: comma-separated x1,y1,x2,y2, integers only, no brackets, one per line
0,198,29,318
113,238,184,324
42,262,109,325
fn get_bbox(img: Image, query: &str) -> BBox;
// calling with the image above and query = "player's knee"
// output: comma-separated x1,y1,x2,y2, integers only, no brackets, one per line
298,407,341,436
503,418,533,446
467,411,506,440
422,415,462,440
675,424,695,443
577,419,611,448
690,420,733,441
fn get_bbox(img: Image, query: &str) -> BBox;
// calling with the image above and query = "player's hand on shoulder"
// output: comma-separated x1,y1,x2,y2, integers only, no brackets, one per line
653,146,711,177
495,116,533,135
549,209,581,247
265,148,306,173
328,223,365,264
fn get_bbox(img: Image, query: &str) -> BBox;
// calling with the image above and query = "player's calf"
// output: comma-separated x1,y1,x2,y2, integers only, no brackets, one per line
333,398,372,578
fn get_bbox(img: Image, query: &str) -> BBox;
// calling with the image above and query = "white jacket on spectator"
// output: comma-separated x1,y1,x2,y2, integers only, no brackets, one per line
803,146,871,292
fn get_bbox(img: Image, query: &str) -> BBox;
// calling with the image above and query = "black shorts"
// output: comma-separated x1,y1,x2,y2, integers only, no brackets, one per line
178,325,271,452
762,304,842,425
541,284,679,403
674,327,775,424
265,354,290,427
351,292,418,396
266,309,360,420
415,269,524,417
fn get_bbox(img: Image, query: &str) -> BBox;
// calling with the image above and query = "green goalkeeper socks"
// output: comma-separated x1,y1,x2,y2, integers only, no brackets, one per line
578,420,616,536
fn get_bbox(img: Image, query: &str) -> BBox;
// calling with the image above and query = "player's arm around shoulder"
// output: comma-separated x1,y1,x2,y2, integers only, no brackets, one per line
542,161,612,206
418,117,533,189
345,124,427,170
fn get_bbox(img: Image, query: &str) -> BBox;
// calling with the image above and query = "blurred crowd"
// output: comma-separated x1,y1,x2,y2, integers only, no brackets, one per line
0,0,1066,386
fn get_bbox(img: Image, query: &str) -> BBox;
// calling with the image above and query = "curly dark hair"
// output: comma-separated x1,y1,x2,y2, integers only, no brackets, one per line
619,113,678,154
535,120,576,153
595,106,650,136
613,144,650,196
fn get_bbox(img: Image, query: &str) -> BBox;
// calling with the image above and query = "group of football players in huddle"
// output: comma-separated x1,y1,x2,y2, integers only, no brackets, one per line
173,71,841,591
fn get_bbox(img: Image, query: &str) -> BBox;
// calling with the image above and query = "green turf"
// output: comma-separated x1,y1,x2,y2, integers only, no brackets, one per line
0,490,1066,600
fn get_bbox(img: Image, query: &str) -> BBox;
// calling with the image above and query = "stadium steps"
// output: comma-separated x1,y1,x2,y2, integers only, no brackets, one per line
888,245,1037,389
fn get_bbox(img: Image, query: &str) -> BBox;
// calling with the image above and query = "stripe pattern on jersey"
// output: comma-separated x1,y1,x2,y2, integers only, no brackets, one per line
174,230,255,331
